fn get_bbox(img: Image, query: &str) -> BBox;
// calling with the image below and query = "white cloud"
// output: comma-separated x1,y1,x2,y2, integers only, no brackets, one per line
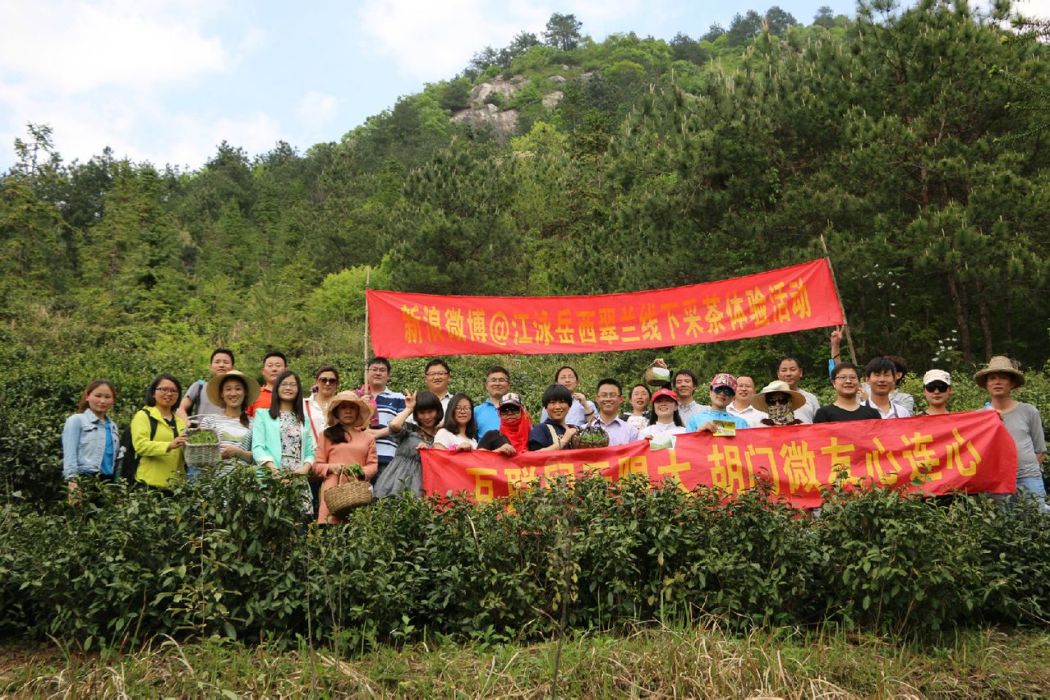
356,0,522,79
1015,0,1050,17
0,82,281,170
0,1,231,93
355,0,653,81
297,91,339,131
0,0,278,169
162,112,283,168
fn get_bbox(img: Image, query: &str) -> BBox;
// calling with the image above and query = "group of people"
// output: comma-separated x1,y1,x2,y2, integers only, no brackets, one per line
61,342,1048,521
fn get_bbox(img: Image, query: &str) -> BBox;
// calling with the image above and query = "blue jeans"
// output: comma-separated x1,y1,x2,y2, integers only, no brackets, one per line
1015,475,1050,513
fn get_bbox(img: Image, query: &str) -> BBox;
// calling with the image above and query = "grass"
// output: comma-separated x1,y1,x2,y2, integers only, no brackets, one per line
3,623,1050,698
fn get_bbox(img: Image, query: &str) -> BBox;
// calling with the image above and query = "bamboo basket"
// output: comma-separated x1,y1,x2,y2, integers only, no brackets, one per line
324,469,372,517
184,427,221,468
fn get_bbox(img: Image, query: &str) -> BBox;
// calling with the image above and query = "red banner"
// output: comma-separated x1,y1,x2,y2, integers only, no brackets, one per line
368,259,843,358
421,412,1017,508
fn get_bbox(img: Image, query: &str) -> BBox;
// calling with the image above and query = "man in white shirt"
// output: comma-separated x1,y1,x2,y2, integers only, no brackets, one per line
861,357,913,419
727,375,767,427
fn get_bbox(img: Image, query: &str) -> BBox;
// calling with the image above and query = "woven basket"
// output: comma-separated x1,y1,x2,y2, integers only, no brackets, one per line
184,428,221,468
568,423,610,449
324,472,372,518
643,363,671,386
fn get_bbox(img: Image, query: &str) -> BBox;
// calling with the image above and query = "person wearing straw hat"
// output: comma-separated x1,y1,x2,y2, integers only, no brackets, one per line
975,356,1047,509
177,348,236,424
313,391,378,524
199,370,259,477
752,380,806,426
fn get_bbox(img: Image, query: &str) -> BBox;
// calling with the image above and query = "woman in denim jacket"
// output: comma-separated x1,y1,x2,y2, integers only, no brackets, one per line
62,380,121,493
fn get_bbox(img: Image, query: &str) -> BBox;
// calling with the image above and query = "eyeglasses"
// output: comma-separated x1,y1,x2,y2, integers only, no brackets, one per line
834,375,859,383
766,395,791,406
317,377,338,385
454,405,472,413
925,382,949,393
487,376,509,383
712,387,735,397
155,387,178,394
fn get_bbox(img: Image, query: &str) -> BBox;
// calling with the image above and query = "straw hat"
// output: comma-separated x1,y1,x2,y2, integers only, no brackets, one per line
206,370,260,408
326,391,374,428
751,380,806,412
973,356,1025,388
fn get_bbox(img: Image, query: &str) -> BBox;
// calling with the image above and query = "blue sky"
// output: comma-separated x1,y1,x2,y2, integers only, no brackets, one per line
1,0,1045,171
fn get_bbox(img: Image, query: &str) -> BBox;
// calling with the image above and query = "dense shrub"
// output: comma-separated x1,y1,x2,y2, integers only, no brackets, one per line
3,472,1050,650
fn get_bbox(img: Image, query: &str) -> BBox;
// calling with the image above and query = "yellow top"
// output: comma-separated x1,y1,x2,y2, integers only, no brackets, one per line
131,406,186,488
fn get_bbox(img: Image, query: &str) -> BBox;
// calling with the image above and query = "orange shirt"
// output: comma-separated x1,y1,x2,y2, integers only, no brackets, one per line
247,385,272,417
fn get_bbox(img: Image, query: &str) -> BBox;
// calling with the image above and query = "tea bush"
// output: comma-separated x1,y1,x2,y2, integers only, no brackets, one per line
3,471,1050,650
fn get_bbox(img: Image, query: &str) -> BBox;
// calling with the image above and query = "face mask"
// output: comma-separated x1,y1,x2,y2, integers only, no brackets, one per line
766,402,795,425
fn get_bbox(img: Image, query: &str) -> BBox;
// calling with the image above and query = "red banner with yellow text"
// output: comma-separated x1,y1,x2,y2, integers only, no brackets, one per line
368,259,843,358
420,412,1016,508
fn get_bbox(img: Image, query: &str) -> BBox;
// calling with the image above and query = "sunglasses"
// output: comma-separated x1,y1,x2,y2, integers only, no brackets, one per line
317,377,338,385
500,406,521,413
925,382,950,393
766,394,791,406
712,386,735,397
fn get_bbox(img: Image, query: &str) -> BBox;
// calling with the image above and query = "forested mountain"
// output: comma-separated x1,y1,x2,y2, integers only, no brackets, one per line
2,0,1048,381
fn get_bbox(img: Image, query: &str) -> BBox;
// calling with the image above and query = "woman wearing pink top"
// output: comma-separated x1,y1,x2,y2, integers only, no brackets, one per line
313,391,378,524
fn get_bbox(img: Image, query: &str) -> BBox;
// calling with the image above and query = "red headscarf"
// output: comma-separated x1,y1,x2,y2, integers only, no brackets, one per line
500,410,532,453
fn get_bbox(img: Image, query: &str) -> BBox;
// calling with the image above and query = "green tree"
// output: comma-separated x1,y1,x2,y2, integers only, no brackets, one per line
727,11,763,46
702,23,726,41
440,79,472,111
381,143,526,295
80,166,190,320
765,6,798,35
670,33,710,65
544,12,583,51
813,5,836,28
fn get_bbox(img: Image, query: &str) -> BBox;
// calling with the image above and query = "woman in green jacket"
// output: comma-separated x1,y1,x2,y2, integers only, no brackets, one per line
252,370,315,517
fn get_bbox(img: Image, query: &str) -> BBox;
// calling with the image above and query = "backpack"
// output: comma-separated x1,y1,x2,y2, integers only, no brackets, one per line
117,409,159,483
187,379,206,417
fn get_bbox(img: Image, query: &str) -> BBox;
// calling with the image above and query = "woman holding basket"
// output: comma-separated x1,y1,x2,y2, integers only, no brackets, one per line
199,370,258,477
313,391,378,524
